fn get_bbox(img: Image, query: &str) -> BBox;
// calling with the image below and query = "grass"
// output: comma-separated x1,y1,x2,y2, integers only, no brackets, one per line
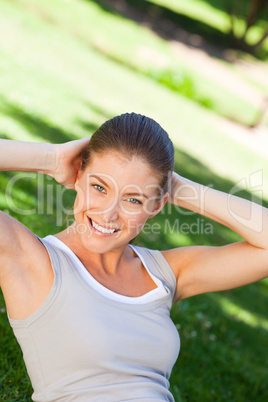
88,0,268,127
0,0,268,400
3,0,265,129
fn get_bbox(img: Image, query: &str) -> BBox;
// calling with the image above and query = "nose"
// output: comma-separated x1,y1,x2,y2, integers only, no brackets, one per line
102,203,120,223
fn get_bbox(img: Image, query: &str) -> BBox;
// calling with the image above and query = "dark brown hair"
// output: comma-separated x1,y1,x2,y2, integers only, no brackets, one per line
81,112,174,194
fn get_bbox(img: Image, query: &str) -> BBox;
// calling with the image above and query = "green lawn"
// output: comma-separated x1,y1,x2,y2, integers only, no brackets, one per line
0,0,268,401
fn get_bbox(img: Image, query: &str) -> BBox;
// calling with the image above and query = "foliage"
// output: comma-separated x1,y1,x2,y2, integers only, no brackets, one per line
223,0,268,56
126,0,268,57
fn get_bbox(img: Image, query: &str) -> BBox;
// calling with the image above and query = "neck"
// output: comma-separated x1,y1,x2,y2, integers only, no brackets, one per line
54,228,133,275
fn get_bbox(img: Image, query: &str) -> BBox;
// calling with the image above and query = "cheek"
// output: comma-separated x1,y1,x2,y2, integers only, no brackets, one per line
123,211,149,236
74,187,102,215
73,189,88,216
143,199,159,215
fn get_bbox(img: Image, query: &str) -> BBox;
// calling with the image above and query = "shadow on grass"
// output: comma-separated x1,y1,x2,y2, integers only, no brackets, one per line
0,99,103,144
204,0,268,25
87,0,233,60
87,40,215,112
1,101,77,143
0,104,268,400
89,0,268,60
85,100,114,121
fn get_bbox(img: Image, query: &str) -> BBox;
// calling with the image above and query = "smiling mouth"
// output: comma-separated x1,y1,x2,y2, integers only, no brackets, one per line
88,218,120,235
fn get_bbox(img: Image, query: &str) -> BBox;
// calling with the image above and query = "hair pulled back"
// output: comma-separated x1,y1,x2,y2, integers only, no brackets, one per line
81,112,174,193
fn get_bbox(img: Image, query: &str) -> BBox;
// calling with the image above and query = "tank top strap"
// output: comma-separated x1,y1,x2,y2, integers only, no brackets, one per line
130,245,177,300
37,236,66,276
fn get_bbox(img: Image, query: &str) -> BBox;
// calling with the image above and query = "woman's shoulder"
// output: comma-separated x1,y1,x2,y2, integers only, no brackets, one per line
130,243,178,290
0,213,54,319
131,243,189,268
0,211,48,267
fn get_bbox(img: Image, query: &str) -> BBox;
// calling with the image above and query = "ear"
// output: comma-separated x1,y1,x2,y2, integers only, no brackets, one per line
148,192,169,219
74,163,83,192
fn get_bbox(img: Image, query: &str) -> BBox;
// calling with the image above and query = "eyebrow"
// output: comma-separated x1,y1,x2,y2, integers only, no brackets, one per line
90,174,149,199
90,174,108,188
125,192,149,200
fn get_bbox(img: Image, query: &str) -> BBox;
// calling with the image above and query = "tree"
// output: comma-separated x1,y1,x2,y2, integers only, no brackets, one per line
223,0,268,54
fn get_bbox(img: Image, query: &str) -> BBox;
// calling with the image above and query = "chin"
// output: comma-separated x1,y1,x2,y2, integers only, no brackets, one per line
79,234,127,254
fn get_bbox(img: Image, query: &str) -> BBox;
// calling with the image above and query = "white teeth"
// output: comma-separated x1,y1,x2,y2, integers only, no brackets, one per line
91,219,116,234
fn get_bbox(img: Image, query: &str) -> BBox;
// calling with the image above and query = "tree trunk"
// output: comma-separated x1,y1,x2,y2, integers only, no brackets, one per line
223,0,268,53
243,0,263,35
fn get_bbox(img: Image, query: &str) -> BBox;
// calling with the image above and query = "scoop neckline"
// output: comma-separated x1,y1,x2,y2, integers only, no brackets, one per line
44,235,167,304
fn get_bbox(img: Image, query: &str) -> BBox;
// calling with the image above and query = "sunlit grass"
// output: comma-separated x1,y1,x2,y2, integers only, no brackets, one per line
215,293,268,331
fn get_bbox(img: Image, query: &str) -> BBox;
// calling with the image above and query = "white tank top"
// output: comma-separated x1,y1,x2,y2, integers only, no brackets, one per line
9,236,180,401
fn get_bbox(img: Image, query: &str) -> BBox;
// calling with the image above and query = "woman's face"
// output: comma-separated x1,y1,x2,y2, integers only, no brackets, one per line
72,150,168,253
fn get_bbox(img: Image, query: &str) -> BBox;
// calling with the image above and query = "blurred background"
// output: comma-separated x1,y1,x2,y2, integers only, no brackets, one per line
0,0,268,400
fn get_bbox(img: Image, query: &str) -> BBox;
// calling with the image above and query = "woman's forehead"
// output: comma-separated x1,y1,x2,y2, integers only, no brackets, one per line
83,151,161,193
85,150,152,174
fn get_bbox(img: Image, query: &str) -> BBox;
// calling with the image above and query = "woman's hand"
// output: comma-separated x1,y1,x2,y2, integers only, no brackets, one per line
163,170,268,302
48,138,90,189
167,172,192,208
167,172,181,205
0,138,90,189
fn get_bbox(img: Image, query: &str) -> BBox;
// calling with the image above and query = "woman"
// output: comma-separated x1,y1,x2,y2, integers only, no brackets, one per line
0,112,267,401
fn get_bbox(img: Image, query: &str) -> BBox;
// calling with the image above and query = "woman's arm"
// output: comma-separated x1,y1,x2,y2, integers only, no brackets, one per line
0,138,89,187
170,172,268,249
162,172,268,301
0,139,56,173
0,138,89,318
0,137,90,254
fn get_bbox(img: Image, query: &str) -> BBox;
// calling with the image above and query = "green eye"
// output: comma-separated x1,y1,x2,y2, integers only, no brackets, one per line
93,185,105,193
128,198,142,204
